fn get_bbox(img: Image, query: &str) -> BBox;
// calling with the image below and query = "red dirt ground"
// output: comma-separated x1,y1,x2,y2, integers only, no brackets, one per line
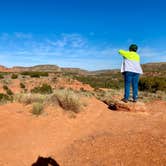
0,77,93,94
0,98,165,166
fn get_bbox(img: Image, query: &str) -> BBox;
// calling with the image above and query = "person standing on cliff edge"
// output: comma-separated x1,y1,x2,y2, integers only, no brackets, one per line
118,44,143,103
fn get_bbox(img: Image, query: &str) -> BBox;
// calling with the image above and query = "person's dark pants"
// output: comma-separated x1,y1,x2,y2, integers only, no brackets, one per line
123,71,140,101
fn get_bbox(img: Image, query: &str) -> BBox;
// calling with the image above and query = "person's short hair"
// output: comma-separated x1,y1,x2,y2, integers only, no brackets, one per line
129,44,138,52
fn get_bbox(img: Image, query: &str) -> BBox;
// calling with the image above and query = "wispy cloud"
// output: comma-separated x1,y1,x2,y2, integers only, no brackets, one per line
14,32,32,39
0,32,165,70
139,47,166,63
46,33,87,49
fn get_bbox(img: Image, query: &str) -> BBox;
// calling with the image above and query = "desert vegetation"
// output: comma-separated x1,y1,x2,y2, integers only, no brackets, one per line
0,93,11,103
21,71,49,78
0,74,4,79
31,83,53,94
52,89,81,113
139,76,166,93
32,102,44,115
20,82,26,89
11,73,18,79
72,72,124,89
3,85,13,96
0,63,165,111
94,88,166,105
14,93,46,105
14,88,83,115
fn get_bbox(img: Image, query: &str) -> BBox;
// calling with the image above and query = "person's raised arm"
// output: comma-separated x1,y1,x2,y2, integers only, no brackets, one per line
118,49,130,59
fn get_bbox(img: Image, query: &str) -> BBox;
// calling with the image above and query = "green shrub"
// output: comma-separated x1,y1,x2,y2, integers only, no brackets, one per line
0,74,4,79
73,74,123,89
32,102,44,115
139,77,166,93
6,89,13,96
31,84,53,94
11,74,18,79
20,82,26,89
3,85,8,90
0,93,10,101
30,73,40,78
21,71,48,78
3,85,13,95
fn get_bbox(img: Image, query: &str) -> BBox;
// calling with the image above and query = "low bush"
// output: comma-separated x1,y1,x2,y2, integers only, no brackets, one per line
31,84,53,94
11,74,18,79
20,82,26,89
139,77,166,93
0,74,4,79
30,73,40,78
3,85,13,96
52,89,81,112
14,93,46,105
0,93,10,102
6,89,13,96
32,102,44,115
21,71,48,78
73,74,123,89
3,85,8,90
15,89,82,113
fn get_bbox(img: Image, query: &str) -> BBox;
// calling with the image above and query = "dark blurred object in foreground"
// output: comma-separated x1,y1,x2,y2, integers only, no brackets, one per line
31,156,60,166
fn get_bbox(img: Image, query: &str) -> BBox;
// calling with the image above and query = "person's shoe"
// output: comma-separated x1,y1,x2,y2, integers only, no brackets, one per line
121,98,128,103
133,99,137,103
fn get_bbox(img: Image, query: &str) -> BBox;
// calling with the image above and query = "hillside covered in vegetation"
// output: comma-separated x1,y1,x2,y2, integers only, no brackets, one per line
0,62,166,93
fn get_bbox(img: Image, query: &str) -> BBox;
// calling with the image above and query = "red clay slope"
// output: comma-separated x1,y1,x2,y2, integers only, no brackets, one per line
0,99,165,166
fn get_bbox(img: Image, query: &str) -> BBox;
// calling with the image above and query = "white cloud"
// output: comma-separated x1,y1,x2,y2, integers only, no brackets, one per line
0,32,165,70
139,47,166,63
14,32,32,39
47,33,87,49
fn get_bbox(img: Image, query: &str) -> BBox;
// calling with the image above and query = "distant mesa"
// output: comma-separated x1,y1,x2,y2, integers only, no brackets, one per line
0,62,165,74
0,65,11,72
0,64,90,75
0,65,61,73
12,65,61,72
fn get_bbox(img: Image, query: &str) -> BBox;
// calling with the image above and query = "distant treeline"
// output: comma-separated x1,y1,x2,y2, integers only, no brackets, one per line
21,71,48,77
73,73,124,89
0,69,166,93
73,73,166,93
139,76,166,93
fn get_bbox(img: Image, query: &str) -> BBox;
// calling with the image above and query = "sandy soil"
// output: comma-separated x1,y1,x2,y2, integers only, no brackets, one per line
0,99,165,166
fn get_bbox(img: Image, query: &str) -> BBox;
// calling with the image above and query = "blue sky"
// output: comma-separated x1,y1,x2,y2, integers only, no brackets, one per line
0,0,165,70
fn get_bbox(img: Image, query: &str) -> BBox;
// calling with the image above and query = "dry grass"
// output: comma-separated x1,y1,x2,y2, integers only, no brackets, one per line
139,90,166,102
2,78,12,85
31,102,44,115
94,88,166,104
14,93,46,105
12,87,166,115
14,89,82,113
51,89,82,113
0,93,11,104
94,89,123,105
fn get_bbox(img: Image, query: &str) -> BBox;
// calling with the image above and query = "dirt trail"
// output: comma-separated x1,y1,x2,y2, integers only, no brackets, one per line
0,99,165,166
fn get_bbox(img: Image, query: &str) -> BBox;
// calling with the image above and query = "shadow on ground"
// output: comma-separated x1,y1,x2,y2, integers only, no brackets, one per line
31,156,60,166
